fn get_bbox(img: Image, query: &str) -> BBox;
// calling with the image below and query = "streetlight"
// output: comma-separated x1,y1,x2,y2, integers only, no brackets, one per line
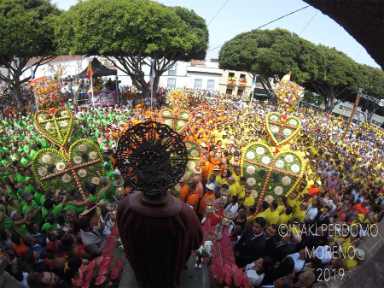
67,76,74,102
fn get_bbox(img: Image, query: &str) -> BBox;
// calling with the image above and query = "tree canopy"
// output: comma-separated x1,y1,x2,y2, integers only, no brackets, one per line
0,0,61,106
55,0,208,97
219,28,384,113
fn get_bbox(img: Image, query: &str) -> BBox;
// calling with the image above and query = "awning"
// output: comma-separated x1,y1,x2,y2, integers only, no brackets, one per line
73,58,117,79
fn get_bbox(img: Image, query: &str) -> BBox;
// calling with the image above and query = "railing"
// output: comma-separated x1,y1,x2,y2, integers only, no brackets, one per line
238,80,247,86
227,78,237,85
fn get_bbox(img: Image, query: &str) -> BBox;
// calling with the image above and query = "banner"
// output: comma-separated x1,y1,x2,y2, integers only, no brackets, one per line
88,90,117,106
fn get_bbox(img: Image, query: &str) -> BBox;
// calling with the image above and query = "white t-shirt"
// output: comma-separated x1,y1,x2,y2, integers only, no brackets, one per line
244,262,265,287
305,206,318,221
287,252,305,273
313,245,333,264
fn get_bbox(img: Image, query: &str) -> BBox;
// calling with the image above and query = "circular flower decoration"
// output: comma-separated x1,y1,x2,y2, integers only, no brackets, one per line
78,144,87,152
274,186,283,195
256,147,265,155
265,195,274,203
178,120,186,127
271,126,279,133
46,122,54,131
291,164,300,173
262,156,271,165
91,177,100,185
59,120,68,128
38,167,47,177
42,154,52,163
182,113,189,119
246,151,255,160
191,150,199,157
282,176,292,186
283,129,292,136
183,171,191,180
246,166,255,175
164,119,172,126
61,110,69,116
77,169,87,178
275,160,285,168
89,151,98,160
187,161,196,169
285,155,294,163
163,111,171,116
175,184,181,192
270,115,278,122
247,178,256,186
73,156,82,164
62,174,71,183
56,162,65,171
289,119,298,126
251,190,258,198
37,114,46,122
185,143,192,150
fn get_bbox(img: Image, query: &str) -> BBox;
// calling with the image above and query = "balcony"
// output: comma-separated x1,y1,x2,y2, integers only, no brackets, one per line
227,78,237,85
239,80,247,86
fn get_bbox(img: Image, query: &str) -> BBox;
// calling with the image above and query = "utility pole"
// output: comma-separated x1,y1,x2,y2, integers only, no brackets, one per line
343,88,362,140
250,74,259,107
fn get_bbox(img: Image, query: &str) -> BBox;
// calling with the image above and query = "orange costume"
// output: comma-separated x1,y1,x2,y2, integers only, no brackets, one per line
198,193,216,216
178,185,189,203
186,190,199,212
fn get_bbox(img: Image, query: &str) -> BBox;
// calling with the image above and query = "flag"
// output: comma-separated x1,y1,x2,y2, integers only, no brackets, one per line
149,60,154,88
86,61,95,79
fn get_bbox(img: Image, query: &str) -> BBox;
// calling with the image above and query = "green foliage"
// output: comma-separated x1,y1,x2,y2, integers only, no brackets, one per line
0,0,61,58
55,0,207,59
304,90,324,105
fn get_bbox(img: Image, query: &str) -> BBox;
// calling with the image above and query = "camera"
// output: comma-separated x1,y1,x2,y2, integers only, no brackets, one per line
59,189,66,196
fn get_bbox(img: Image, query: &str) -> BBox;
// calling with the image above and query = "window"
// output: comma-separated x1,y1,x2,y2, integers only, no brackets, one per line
194,79,202,89
168,64,176,76
237,89,243,96
207,79,215,90
167,78,176,88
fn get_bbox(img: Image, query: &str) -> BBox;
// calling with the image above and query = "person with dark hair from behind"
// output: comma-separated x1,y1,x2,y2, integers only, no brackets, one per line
79,216,107,257
261,256,295,286
243,256,273,287
9,264,29,287
255,200,270,220
25,250,50,273
269,232,293,263
56,213,70,232
26,223,47,247
11,232,28,260
233,207,247,231
43,246,67,277
244,205,257,228
60,234,93,260
23,234,46,259
234,217,267,268
62,256,83,285
42,214,58,232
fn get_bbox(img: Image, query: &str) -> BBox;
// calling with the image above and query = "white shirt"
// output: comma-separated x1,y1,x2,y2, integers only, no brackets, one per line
287,252,305,273
313,245,333,264
225,202,238,216
305,206,318,221
244,262,265,287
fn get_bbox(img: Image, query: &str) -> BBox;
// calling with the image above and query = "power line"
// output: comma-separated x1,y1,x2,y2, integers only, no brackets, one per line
299,11,318,36
208,5,310,51
207,0,230,27
355,47,363,61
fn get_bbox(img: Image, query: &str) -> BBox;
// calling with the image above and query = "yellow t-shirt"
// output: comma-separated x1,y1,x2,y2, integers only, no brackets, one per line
228,184,238,197
244,195,255,207
277,213,292,226
293,209,306,222
255,211,268,220
287,196,298,207
266,210,280,227
346,258,358,270
277,204,285,215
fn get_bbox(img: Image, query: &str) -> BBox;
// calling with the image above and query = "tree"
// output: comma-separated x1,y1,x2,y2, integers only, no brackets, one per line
55,0,208,98
0,0,61,107
219,28,325,103
305,45,363,112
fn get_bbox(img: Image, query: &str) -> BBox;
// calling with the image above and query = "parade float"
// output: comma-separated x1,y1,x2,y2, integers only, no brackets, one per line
32,108,105,200
273,72,304,112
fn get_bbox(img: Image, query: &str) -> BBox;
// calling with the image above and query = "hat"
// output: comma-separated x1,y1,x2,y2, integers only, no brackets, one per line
80,203,99,217
192,165,202,174
201,142,207,148
213,166,221,171
355,248,365,260
316,180,322,185
228,140,234,145
10,211,17,220
102,150,109,153
206,183,215,191
222,131,227,136
112,169,121,175
111,144,116,149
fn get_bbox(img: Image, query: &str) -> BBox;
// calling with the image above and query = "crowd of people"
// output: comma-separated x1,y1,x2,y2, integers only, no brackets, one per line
0,86,383,287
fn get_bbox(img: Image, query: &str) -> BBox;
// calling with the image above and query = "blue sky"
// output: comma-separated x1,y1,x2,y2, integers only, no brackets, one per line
54,0,380,68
